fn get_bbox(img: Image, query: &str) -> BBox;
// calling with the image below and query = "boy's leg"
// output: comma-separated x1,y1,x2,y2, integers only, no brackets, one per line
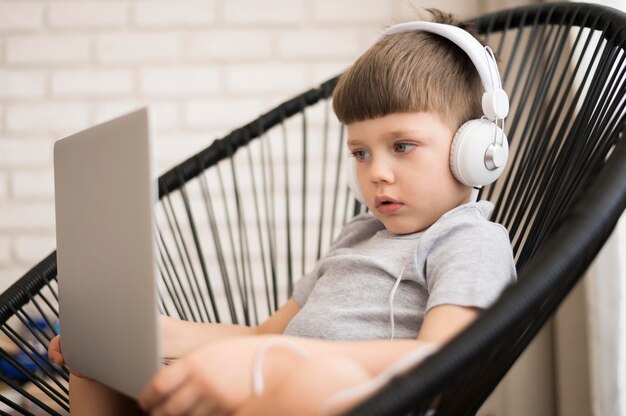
69,374,143,416
234,355,372,416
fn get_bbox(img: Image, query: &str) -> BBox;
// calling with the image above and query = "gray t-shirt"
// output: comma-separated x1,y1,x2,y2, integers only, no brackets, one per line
284,201,517,341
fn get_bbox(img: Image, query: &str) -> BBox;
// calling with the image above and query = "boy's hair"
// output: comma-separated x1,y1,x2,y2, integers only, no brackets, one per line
332,9,485,130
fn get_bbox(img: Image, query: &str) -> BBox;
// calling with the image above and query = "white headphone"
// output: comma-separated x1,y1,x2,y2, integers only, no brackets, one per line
347,21,510,204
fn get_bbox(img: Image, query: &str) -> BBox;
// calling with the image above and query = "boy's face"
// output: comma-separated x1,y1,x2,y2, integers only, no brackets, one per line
347,111,471,235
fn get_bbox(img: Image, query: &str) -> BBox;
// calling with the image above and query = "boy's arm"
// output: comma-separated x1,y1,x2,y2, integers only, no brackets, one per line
49,298,301,365
417,304,480,344
229,306,479,416
140,334,437,414
162,298,301,358
277,304,480,376
140,304,480,414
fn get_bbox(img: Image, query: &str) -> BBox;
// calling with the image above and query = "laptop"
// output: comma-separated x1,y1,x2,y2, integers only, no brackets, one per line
54,108,162,399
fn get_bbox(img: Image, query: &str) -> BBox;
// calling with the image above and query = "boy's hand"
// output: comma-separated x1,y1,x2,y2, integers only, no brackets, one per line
138,337,258,415
48,335,64,366
138,335,306,415
48,334,88,378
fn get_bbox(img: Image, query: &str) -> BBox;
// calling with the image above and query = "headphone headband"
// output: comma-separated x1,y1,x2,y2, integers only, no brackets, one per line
376,21,509,120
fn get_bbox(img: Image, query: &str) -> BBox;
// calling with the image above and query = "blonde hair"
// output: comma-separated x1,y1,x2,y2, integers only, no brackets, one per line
332,9,485,130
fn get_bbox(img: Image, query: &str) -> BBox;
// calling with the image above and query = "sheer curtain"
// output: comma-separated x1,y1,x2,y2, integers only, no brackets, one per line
586,218,625,416
570,2,625,415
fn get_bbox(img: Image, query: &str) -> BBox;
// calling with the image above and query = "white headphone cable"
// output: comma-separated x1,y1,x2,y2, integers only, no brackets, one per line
389,263,408,340
252,338,313,396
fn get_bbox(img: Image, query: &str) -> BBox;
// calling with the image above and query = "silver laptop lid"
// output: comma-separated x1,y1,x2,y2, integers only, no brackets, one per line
54,108,161,399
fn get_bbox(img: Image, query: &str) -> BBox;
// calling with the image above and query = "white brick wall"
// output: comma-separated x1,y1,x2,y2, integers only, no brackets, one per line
187,30,272,61
185,98,264,130
0,172,7,201
14,235,56,264
0,71,47,99
6,35,91,65
277,29,362,59
226,63,309,94
0,2,44,31
0,138,51,166
96,32,183,63
312,0,393,22
0,0,496,297
48,2,129,29
10,170,55,200
0,237,10,267
0,203,56,231
135,1,217,27
222,0,306,24
51,70,134,98
6,103,90,134
140,67,221,96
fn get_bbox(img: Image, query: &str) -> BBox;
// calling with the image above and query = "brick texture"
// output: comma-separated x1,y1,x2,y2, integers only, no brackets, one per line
226,63,308,94
10,170,55,199
186,30,272,61
49,2,128,28
6,103,89,134
185,98,264,129
14,236,56,264
139,67,221,97
52,70,134,98
222,0,306,24
96,32,182,63
0,71,47,99
0,2,44,31
312,0,392,22
135,0,216,27
0,138,51,167
277,29,362,59
0,203,56,231
0,237,10,267
0,173,7,201
6,35,90,65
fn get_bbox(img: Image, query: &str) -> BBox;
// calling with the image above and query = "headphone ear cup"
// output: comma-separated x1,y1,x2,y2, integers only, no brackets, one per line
450,119,509,187
346,154,365,204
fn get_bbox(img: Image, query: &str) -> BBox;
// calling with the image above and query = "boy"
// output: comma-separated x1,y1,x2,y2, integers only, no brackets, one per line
49,9,516,416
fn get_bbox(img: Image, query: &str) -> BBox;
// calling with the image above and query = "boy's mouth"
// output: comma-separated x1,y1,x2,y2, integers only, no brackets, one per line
375,196,403,214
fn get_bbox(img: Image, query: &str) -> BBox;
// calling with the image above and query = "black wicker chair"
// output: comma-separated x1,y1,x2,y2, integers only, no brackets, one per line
0,2,625,415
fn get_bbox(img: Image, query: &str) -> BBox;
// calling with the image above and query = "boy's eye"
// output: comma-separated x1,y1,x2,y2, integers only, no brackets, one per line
394,142,417,153
351,150,370,161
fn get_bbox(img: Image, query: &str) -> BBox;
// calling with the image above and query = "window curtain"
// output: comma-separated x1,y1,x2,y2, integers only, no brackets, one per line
565,1,625,415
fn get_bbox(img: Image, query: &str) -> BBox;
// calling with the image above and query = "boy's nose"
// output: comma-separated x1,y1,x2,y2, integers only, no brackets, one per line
368,156,395,184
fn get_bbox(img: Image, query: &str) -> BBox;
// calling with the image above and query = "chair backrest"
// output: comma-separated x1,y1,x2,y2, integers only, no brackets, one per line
345,3,626,414
152,79,355,326
0,2,624,415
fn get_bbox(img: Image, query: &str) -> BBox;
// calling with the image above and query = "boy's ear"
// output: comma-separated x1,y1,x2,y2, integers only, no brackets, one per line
449,119,509,188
